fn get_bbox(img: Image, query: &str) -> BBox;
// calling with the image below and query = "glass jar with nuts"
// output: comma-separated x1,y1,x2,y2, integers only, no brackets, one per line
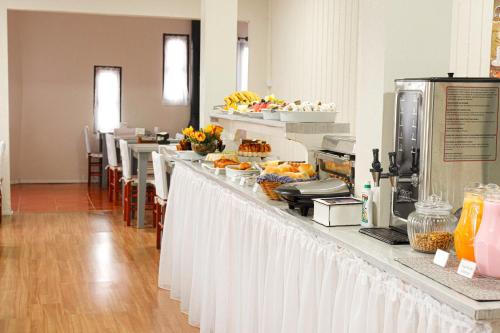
407,195,457,253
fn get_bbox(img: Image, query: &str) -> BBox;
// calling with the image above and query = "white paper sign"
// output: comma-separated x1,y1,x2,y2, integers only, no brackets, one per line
457,259,477,279
239,177,246,186
215,168,221,176
252,183,259,193
433,249,450,267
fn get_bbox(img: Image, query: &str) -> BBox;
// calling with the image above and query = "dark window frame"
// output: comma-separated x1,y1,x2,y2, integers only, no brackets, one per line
93,65,122,133
162,33,190,104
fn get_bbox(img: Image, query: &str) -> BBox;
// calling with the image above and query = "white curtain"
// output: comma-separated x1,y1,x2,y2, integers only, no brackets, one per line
236,38,249,91
94,67,121,133
159,162,492,333
163,35,189,105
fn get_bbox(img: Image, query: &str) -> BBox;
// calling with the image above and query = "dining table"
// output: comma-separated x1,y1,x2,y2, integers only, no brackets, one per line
129,143,159,228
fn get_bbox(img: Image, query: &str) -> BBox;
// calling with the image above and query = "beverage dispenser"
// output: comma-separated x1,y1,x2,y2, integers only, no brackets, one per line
363,76,500,244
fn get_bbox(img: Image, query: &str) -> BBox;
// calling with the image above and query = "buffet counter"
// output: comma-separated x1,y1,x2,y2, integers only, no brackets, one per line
158,158,500,333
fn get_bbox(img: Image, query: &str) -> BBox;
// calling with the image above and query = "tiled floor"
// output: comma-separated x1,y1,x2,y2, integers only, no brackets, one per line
11,183,117,213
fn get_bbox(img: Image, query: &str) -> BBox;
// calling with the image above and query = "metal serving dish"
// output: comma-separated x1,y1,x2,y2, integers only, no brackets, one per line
274,178,351,216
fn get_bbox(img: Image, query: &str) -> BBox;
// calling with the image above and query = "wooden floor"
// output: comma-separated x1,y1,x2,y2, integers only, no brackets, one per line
0,184,199,333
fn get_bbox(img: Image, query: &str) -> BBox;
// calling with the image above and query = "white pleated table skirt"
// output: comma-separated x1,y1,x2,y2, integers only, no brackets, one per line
158,162,493,333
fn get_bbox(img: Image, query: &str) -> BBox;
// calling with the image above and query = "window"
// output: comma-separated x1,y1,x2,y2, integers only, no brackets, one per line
163,34,189,105
236,37,249,91
94,66,121,133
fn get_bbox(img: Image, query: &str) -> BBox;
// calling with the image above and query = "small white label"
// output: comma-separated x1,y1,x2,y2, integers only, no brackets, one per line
433,249,450,267
239,177,246,186
457,259,477,279
215,169,220,176
252,183,259,193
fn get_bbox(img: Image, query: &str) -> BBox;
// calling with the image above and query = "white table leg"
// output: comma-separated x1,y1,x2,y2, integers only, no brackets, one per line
136,152,148,228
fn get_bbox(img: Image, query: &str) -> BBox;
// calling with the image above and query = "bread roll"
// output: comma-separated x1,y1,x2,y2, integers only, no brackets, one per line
298,163,315,177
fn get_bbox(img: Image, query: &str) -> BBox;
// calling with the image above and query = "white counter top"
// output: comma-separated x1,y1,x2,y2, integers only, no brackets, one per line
173,157,500,322
210,112,350,135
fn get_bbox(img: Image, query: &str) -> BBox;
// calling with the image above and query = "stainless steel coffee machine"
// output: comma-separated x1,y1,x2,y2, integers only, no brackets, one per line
364,76,500,244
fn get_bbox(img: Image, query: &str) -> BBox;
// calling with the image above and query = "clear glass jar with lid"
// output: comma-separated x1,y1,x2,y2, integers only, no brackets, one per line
407,194,457,253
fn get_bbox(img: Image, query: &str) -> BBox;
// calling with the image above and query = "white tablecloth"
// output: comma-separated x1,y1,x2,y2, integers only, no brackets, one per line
158,162,491,333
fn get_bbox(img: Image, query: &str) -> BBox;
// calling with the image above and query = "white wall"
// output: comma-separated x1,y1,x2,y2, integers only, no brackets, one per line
449,0,493,76
269,0,359,133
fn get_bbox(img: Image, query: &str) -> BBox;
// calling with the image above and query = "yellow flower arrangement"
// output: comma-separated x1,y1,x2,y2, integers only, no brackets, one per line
194,131,206,142
182,126,194,137
181,124,223,144
204,124,215,135
214,125,223,136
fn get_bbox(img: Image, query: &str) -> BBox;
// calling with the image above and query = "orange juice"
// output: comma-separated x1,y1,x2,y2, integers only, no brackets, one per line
454,191,484,261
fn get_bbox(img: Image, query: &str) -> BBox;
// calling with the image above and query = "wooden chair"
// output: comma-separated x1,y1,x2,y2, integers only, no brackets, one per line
105,134,122,204
0,141,5,223
84,126,103,186
152,151,169,249
119,139,156,226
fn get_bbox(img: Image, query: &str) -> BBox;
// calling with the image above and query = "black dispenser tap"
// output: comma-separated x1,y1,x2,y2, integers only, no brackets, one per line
370,148,399,188
388,152,399,188
388,152,398,175
370,149,383,186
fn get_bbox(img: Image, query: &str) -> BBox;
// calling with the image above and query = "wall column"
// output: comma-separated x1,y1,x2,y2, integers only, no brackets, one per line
199,0,238,126
0,6,12,216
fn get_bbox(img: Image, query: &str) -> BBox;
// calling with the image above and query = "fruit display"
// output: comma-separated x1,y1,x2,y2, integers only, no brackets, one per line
222,92,288,113
238,139,272,157
248,94,287,113
282,101,336,112
223,91,261,110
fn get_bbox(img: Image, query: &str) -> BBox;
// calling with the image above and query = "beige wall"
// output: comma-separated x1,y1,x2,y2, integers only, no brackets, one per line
9,11,192,183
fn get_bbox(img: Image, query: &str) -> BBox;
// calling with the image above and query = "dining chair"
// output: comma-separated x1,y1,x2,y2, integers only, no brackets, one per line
84,126,103,186
119,139,156,226
152,151,169,249
105,133,122,204
0,141,5,223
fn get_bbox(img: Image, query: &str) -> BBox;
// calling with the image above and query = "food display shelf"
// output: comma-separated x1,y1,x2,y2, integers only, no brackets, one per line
209,112,350,163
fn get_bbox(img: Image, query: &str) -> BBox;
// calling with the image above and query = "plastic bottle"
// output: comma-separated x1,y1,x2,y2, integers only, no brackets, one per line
361,182,373,227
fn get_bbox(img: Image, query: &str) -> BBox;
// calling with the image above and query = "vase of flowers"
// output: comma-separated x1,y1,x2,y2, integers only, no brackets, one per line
181,124,224,155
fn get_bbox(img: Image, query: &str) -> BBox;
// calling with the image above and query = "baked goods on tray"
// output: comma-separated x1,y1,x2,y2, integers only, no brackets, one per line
261,162,316,180
176,139,191,151
238,139,272,157
214,158,239,169
235,162,252,170
205,153,238,162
